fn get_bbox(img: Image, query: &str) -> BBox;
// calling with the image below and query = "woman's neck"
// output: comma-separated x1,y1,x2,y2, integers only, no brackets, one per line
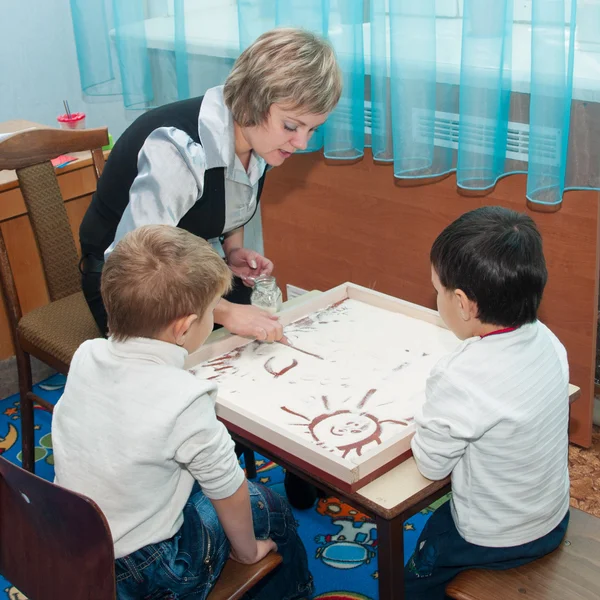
234,121,252,171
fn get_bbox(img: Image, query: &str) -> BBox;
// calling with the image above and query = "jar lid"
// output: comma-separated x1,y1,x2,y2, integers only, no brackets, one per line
254,274,276,284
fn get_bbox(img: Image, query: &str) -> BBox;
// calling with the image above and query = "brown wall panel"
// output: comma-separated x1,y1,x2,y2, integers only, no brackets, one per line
261,151,599,447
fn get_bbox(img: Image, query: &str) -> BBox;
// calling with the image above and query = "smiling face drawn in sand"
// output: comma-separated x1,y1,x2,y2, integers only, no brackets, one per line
309,410,382,457
282,390,412,458
314,412,379,440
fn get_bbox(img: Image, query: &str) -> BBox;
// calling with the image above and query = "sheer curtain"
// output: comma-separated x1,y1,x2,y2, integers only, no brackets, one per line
70,0,600,207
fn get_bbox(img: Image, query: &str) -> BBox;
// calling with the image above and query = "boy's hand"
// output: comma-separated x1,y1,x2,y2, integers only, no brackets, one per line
230,538,278,564
220,303,284,342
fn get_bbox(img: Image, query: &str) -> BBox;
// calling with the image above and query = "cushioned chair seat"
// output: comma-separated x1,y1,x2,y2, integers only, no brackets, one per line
18,291,101,365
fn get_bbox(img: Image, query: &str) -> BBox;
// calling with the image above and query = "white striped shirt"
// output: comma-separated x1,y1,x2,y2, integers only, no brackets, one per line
411,321,570,547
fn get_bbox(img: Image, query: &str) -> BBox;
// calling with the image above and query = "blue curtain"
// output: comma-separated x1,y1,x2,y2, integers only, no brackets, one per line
237,0,365,157
70,0,598,207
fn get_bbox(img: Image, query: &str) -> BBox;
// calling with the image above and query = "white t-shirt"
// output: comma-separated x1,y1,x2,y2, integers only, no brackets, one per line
411,321,570,547
52,337,245,558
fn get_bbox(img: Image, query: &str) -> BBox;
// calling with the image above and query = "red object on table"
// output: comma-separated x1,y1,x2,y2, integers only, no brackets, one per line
51,155,78,168
56,112,86,130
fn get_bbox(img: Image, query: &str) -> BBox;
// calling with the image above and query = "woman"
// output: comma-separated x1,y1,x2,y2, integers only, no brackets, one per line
79,27,342,508
80,27,341,342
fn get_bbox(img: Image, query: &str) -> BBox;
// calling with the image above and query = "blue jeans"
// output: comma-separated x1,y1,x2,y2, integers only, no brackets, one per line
405,500,569,600
115,482,314,600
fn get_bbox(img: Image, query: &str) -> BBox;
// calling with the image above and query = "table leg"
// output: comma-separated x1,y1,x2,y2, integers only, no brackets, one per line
376,514,406,600
243,447,257,479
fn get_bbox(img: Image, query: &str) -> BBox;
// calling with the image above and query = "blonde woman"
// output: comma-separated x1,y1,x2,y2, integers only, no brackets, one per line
80,28,341,342
79,27,341,510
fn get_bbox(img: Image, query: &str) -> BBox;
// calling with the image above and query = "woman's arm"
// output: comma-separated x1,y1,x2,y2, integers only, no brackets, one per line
221,228,244,259
213,299,283,341
222,228,274,283
216,227,281,340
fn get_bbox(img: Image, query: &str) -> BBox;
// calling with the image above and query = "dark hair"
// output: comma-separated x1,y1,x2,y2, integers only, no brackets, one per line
430,206,548,327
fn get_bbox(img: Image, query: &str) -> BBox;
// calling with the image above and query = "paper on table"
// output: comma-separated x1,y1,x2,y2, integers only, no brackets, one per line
51,155,78,168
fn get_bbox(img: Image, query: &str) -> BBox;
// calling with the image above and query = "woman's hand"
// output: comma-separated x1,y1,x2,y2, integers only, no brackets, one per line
227,247,274,286
216,301,284,342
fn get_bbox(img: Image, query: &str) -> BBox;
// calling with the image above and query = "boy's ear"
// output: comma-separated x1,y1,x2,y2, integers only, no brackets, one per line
454,288,477,322
172,314,198,347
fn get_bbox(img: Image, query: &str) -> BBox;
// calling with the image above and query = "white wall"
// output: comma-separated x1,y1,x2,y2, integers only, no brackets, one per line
0,0,131,138
0,0,265,254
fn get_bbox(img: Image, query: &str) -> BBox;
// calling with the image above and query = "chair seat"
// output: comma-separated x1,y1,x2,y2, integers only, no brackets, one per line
207,553,283,600
17,292,101,367
446,508,600,600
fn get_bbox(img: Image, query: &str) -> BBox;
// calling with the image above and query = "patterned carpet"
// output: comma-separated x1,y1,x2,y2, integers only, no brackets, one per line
0,374,436,600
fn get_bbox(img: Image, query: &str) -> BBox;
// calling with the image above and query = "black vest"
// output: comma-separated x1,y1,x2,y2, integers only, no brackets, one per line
79,96,266,257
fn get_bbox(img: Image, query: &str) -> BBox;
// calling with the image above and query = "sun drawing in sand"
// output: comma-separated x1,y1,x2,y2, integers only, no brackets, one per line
281,389,413,459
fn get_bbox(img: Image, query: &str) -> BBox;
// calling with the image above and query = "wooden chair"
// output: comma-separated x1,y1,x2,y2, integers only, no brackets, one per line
208,553,283,600
0,455,282,600
0,128,108,472
0,454,116,598
446,507,600,600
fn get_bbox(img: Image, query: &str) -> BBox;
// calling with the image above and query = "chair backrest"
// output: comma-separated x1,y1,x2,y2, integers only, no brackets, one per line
0,127,108,306
0,456,116,600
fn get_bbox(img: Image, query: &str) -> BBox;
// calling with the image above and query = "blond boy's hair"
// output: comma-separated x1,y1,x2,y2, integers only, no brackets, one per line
101,225,232,341
224,27,342,127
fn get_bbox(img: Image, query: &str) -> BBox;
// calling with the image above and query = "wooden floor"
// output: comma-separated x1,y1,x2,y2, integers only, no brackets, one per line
570,425,600,517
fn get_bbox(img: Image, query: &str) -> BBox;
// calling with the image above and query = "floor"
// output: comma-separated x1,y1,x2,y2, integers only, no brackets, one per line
569,424,600,517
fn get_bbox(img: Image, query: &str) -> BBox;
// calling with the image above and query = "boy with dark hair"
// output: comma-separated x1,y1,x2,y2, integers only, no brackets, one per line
405,207,570,599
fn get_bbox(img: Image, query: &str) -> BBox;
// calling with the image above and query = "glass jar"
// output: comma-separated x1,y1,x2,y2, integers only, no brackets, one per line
250,275,283,314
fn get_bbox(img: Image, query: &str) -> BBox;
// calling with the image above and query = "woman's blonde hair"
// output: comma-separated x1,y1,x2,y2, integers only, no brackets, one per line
101,225,232,341
224,27,342,127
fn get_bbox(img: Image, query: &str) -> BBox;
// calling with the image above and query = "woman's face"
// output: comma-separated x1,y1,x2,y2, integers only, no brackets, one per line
242,104,329,166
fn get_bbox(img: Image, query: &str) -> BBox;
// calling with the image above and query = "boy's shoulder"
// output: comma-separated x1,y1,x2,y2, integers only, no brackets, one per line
68,338,217,407
536,320,567,356
70,337,108,365
432,320,567,382
460,319,560,352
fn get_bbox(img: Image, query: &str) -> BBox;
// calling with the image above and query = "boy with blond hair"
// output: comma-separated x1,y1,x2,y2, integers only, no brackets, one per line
53,225,313,599
405,207,570,599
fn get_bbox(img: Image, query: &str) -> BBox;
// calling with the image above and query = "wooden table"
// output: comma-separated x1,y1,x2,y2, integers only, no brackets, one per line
229,433,450,600
194,291,581,599
0,120,102,196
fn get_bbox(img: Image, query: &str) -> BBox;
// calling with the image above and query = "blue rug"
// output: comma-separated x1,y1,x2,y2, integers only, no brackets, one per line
0,374,444,600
